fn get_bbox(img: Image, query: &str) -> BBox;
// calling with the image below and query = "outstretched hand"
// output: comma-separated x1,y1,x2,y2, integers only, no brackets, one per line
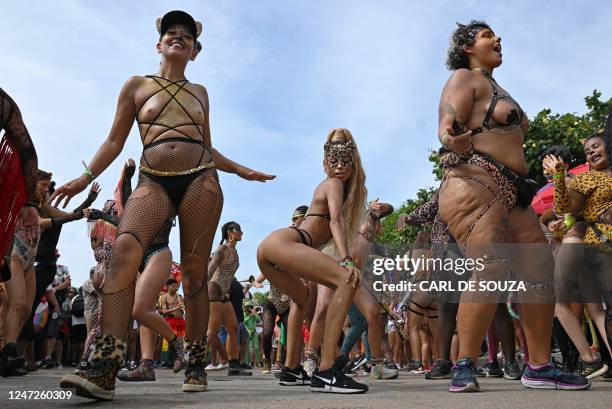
395,213,414,231
239,168,276,182
50,175,90,208
542,154,565,176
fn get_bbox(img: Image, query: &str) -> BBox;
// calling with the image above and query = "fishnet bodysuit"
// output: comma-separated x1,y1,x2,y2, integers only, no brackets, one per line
100,75,223,344
209,246,239,302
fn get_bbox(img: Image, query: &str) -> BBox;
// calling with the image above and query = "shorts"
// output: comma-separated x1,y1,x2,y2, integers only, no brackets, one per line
218,323,248,346
70,324,87,344
45,312,61,339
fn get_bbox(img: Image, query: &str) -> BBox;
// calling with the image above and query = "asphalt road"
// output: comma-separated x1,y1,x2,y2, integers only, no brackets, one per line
1,367,610,409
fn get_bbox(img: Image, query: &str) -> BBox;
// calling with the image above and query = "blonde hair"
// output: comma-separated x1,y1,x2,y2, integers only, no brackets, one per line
325,128,367,244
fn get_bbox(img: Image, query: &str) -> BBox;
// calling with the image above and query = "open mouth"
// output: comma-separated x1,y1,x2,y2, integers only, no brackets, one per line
591,154,601,162
170,41,185,49
493,44,502,53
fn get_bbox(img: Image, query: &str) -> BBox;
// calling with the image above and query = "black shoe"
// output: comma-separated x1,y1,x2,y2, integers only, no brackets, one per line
579,358,608,379
335,354,350,372
279,365,311,385
311,365,368,394
228,359,252,376
350,354,368,372
1,343,25,370
481,359,503,377
503,361,522,380
425,359,452,380
3,366,28,377
240,362,253,370
41,358,57,369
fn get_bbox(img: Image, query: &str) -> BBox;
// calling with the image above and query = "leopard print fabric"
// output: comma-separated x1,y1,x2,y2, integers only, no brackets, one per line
268,286,290,315
184,339,208,389
210,246,239,298
75,335,125,392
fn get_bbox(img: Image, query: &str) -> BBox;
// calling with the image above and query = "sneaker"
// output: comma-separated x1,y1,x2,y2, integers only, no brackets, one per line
503,361,522,380
272,362,282,372
262,359,272,374
425,359,452,380
369,362,399,380
362,363,372,377
335,355,350,372
168,336,185,374
481,359,503,377
56,364,64,370
579,358,608,379
117,359,156,382
182,340,208,393
409,366,427,375
41,358,56,369
449,358,481,393
217,362,229,370
59,334,126,401
521,362,590,390
240,362,253,370
228,359,252,376
279,365,311,385
0,343,25,370
205,363,219,371
310,365,368,394
350,354,368,372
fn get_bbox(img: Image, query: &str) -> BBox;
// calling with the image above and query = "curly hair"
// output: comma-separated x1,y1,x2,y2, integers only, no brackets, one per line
446,20,492,70
541,145,574,165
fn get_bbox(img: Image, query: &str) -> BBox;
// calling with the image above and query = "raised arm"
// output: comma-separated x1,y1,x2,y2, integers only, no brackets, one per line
543,155,586,215
0,88,38,203
51,77,141,208
438,69,474,155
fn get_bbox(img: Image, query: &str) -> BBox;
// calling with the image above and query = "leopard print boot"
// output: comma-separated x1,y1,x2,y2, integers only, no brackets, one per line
59,334,125,401
117,359,155,381
168,336,186,373
182,339,208,392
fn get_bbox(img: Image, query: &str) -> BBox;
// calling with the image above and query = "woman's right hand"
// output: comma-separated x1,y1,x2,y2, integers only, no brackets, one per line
444,127,473,156
344,265,361,289
50,174,90,208
542,154,565,176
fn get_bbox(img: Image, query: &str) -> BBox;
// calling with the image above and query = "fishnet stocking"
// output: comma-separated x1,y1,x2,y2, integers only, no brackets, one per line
178,170,223,342
262,300,289,361
100,280,136,342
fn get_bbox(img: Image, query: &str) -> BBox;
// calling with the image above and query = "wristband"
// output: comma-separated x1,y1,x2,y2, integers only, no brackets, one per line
340,261,355,268
551,173,564,180
441,133,450,148
82,161,95,183
563,215,576,229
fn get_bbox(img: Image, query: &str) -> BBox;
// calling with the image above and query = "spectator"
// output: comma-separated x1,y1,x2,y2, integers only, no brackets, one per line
70,287,86,365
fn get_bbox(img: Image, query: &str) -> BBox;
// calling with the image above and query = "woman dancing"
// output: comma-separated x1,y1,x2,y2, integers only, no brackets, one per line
437,21,589,392
54,10,273,400
544,126,612,378
207,221,252,376
257,128,368,394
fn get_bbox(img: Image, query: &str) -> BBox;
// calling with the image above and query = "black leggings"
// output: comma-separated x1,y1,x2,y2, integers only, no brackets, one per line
262,300,289,361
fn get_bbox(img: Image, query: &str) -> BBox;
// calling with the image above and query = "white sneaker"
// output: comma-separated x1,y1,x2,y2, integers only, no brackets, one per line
205,363,219,371
56,364,64,370
217,362,229,370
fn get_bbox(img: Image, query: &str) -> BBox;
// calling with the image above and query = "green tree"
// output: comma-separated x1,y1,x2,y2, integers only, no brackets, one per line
377,187,436,248
253,291,269,306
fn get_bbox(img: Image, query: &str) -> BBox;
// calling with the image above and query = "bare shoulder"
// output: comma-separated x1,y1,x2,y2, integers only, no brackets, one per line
323,177,344,193
444,69,475,88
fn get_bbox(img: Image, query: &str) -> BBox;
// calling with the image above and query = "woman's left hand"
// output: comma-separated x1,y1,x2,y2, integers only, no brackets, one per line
542,154,564,176
238,167,276,182
344,266,362,289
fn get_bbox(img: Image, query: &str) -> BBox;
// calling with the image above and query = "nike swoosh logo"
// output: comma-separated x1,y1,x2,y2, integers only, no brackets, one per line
313,375,331,384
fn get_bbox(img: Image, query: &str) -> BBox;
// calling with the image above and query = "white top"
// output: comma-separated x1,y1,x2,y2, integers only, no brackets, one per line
71,296,86,326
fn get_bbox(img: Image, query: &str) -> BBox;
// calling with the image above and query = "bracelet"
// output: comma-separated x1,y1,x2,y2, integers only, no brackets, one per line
441,133,450,148
551,173,564,180
340,261,355,268
82,161,95,183
563,215,576,229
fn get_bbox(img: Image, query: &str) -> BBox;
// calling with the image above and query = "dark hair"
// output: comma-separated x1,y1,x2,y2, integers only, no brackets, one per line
541,145,573,164
166,278,178,286
220,221,241,244
37,169,52,181
446,20,492,70
294,205,308,214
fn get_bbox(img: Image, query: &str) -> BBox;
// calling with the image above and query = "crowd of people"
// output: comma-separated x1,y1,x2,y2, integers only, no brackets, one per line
0,10,610,402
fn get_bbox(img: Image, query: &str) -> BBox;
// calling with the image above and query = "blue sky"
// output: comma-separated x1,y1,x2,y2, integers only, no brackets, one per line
2,0,611,290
